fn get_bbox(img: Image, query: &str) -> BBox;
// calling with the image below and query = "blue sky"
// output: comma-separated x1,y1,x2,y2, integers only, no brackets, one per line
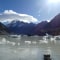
0,0,60,22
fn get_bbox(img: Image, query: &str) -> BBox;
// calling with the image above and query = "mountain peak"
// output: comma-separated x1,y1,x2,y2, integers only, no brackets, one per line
51,13,60,21
49,13,60,27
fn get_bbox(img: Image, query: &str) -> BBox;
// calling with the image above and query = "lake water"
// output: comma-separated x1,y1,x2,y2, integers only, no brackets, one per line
0,35,60,60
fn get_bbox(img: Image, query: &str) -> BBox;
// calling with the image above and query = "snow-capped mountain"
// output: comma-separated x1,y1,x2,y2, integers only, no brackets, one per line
2,13,60,36
6,20,36,36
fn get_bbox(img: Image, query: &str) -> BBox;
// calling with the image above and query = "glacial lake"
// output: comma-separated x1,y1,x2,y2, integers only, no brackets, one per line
0,35,60,60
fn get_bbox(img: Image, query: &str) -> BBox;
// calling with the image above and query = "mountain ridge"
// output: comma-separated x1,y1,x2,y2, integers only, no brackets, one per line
1,13,60,36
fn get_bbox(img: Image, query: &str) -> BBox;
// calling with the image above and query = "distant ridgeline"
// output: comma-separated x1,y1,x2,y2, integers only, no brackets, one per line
0,13,60,36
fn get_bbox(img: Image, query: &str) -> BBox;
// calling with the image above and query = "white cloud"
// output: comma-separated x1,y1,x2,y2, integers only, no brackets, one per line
0,10,38,23
3,10,17,14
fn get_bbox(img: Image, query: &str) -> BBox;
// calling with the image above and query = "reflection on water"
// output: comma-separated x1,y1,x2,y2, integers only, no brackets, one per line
0,35,60,60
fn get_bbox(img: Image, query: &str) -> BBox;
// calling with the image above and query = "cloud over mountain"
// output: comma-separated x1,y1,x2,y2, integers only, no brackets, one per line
0,13,60,36
0,10,38,23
